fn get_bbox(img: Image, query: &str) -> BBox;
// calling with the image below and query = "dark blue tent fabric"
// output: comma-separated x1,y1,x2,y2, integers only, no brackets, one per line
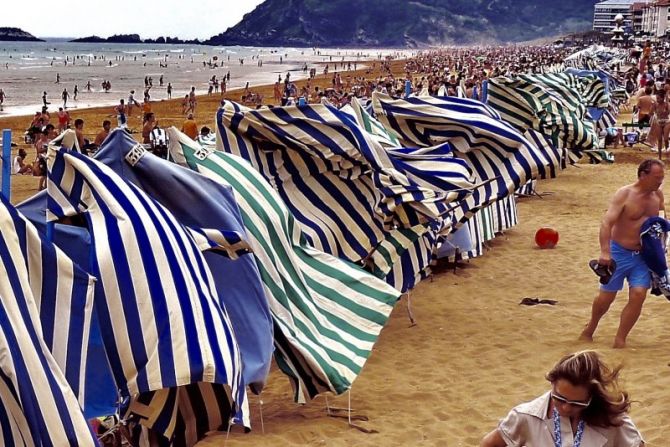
640,217,670,276
565,68,611,95
94,129,273,394
17,193,118,419
587,107,605,122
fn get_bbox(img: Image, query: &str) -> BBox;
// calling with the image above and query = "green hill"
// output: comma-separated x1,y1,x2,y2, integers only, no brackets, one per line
0,27,44,42
207,0,597,47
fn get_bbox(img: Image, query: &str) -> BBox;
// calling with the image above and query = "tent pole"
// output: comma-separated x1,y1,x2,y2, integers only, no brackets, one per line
1,129,10,201
259,395,265,434
225,415,233,442
406,292,416,326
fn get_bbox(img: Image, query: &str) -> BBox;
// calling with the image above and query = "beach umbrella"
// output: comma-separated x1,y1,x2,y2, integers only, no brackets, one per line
46,144,249,441
167,127,400,402
0,196,96,445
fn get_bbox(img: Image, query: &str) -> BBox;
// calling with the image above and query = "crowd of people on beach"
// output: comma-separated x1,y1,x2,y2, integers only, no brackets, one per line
6,38,669,445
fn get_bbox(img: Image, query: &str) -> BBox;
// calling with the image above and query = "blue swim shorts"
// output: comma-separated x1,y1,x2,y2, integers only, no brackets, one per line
601,241,651,292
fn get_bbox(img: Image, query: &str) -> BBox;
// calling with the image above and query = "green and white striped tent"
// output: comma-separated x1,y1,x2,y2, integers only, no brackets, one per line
486,74,612,164
166,128,400,403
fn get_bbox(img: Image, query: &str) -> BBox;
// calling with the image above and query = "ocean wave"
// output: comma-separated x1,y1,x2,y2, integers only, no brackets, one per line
19,65,52,70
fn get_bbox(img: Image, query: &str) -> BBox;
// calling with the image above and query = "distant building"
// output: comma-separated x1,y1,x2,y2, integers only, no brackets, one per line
631,2,647,34
640,0,670,38
593,0,650,33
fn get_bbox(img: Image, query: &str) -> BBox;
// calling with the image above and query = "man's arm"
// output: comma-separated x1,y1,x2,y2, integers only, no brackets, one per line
658,190,666,218
599,188,627,264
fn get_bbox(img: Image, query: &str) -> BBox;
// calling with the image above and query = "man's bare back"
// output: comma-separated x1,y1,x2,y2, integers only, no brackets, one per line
638,94,654,116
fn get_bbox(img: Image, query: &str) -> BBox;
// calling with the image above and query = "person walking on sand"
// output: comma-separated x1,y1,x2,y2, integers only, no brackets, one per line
0,88,5,111
62,88,69,109
127,90,141,116
187,86,197,114
166,82,172,99
115,99,127,128
650,90,670,158
580,159,665,348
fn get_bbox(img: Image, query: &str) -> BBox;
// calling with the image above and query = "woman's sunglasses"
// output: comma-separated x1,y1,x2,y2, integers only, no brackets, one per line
551,392,592,408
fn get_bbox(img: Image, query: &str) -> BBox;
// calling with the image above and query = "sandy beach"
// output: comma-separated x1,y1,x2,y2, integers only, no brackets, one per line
1,62,669,446
190,149,669,447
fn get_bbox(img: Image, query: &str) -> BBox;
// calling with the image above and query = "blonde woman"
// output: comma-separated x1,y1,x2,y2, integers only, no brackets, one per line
481,351,644,446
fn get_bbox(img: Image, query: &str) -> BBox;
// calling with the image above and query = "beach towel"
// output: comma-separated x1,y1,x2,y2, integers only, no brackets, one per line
640,216,670,299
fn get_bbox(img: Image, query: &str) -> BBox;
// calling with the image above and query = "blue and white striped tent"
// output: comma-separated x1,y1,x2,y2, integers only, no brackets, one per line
371,92,545,229
0,196,96,446
215,101,475,291
17,192,122,420
93,129,274,397
6,195,96,408
47,145,249,440
168,127,401,402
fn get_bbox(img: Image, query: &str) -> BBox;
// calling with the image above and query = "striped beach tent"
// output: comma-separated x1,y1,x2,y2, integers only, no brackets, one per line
93,129,274,396
167,128,400,403
349,96,401,148
367,224,437,293
4,195,96,409
215,101,472,265
524,129,565,179
591,108,617,133
486,74,601,158
46,145,249,440
17,192,119,419
0,196,96,446
371,92,545,229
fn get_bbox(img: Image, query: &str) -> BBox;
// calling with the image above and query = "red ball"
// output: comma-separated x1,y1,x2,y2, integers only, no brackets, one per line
535,227,559,249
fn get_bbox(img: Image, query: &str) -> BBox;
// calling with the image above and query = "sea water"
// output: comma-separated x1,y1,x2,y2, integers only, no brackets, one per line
0,41,412,118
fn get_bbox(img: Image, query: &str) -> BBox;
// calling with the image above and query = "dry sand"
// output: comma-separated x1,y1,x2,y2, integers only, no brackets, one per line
1,72,669,446
197,149,670,446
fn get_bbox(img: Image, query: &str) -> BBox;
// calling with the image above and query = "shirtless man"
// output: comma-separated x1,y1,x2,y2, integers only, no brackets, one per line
74,119,86,152
637,86,654,129
94,120,111,147
580,159,666,348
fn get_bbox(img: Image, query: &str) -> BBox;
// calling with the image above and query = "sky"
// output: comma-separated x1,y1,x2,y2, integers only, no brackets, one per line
4,0,266,40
